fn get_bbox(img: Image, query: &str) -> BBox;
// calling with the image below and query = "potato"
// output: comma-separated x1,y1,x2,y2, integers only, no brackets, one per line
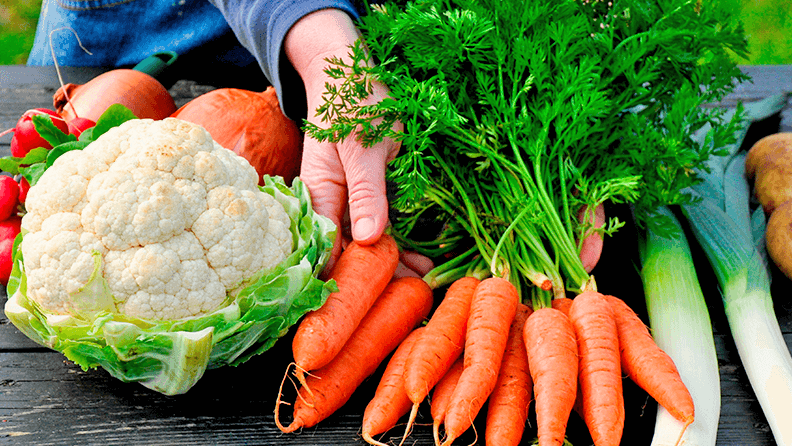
745,132,792,179
754,149,792,214
766,200,792,280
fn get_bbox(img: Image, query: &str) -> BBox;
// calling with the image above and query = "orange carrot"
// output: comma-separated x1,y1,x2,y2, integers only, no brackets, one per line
604,294,695,426
431,356,464,446
276,276,433,433
485,303,533,446
569,290,624,446
291,234,399,385
550,297,586,417
402,276,480,432
551,297,573,315
439,277,519,446
362,327,425,446
523,307,578,446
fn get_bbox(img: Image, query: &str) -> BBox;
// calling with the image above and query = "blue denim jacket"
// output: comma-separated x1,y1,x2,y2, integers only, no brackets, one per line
27,0,361,119
27,0,260,83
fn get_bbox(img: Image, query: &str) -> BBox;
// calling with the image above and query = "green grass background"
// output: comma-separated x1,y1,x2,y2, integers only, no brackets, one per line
0,0,790,65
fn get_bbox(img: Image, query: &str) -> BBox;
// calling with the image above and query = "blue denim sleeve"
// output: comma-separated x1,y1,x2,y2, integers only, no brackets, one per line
208,0,361,121
28,0,252,69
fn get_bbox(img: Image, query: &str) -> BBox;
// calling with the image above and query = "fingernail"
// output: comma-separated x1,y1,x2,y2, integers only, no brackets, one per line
353,217,377,242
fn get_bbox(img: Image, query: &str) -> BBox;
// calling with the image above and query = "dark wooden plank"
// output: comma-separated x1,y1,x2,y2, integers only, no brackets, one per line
0,65,108,140
728,65,792,133
0,66,108,88
0,321,46,351
715,332,792,446
0,350,408,446
1,315,786,446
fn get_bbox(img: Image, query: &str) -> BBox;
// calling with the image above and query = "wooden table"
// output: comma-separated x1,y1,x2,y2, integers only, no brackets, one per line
1,64,791,446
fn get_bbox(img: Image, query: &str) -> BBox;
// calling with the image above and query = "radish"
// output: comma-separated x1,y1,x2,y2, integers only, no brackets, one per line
10,108,69,157
0,176,20,220
17,176,30,205
0,215,21,285
67,117,96,138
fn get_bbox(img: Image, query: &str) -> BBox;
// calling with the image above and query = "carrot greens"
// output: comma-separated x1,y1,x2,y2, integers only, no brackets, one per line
307,0,749,297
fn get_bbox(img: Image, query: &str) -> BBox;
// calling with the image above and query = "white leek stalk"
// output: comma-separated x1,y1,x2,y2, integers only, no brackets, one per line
681,93,792,445
640,206,720,446
682,195,792,446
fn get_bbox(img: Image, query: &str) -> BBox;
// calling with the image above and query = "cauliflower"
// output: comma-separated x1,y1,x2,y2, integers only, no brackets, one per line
20,118,293,321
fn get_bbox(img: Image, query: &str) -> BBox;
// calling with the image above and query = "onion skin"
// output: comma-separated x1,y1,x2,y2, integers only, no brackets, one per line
171,87,303,185
54,69,176,122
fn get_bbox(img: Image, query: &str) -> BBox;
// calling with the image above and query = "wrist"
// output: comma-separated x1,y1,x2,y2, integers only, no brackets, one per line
284,9,362,94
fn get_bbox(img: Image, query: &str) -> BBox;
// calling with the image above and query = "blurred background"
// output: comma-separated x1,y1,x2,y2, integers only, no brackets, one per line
0,0,790,65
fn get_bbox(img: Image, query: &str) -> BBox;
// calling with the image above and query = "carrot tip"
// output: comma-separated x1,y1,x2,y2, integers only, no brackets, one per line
361,431,390,446
399,403,420,446
274,363,295,433
279,421,302,434
673,418,694,446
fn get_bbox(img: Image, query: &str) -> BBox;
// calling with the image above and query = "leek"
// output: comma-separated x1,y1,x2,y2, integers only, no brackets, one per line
680,94,792,446
639,206,720,446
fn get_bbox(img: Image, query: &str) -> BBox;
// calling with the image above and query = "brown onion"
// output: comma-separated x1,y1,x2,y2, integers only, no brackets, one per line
171,86,303,185
53,52,179,122
54,69,176,122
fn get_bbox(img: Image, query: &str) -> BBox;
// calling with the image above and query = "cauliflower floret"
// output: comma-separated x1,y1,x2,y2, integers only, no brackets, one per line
20,118,294,321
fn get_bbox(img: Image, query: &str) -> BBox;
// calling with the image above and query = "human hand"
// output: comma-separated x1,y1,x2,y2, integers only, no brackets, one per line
285,9,402,273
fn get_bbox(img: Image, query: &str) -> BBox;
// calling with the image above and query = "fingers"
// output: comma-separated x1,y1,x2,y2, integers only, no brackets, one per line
399,250,435,277
300,136,347,275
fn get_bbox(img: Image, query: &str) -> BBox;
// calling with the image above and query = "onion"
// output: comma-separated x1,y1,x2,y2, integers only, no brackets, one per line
171,87,303,185
53,52,178,122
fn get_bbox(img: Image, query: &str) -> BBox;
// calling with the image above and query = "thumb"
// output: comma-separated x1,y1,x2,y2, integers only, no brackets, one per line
338,138,394,244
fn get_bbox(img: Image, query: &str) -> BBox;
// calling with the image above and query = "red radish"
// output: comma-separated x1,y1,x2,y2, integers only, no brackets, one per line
10,108,69,157
0,176,20,221
67,117,96,138
0,216,22,285
17,177,30,205
578,203,606,273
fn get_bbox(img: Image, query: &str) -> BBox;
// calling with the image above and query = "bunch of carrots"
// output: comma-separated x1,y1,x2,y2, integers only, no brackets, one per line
274,233,695,446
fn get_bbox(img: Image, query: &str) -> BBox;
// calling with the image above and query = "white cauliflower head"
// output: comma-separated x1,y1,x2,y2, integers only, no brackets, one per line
20,118,294,321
